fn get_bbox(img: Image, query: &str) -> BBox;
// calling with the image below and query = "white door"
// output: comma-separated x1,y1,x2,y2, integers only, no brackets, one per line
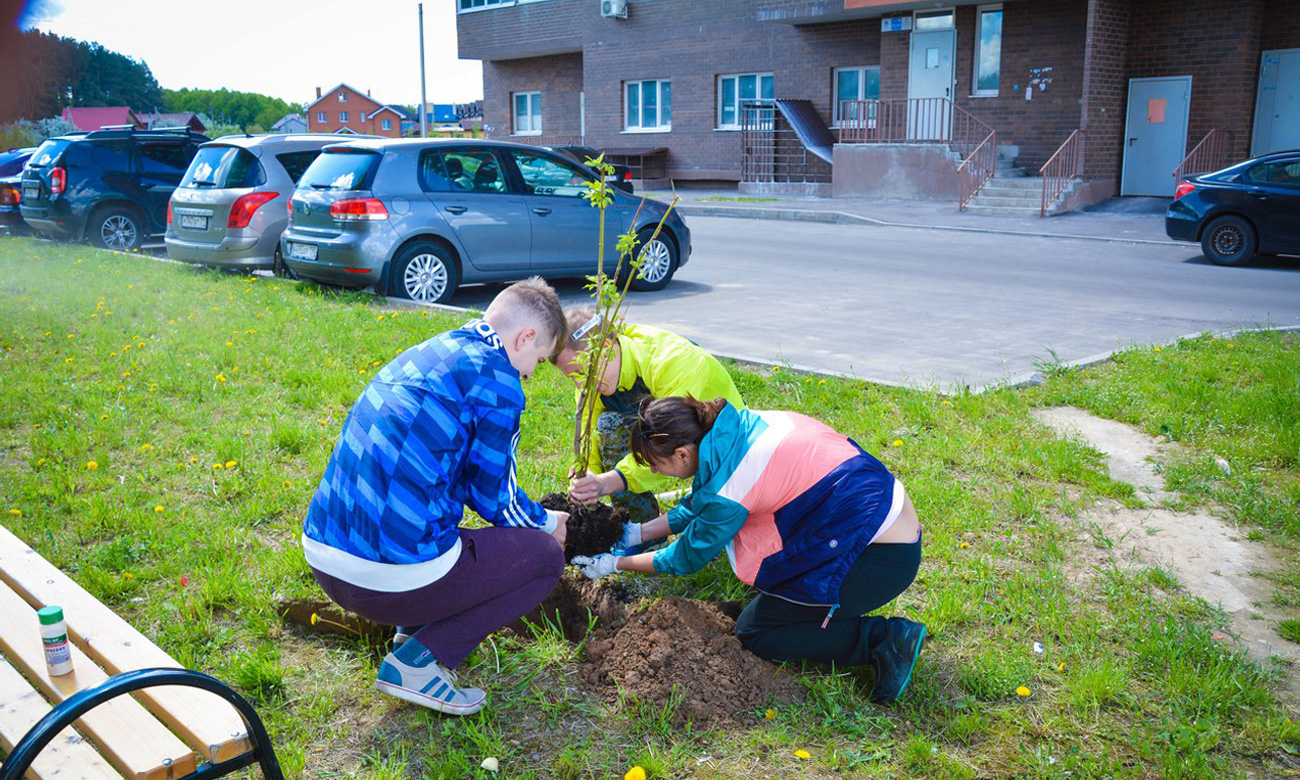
908,25,955,140
1121,76,1191,197
1252,49,1300,156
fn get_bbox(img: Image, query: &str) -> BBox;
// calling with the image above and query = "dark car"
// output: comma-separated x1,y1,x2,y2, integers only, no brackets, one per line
280,139,690,304
549,145,634,193
0,147,36,235
1166,150,1300,266
20,127,209,251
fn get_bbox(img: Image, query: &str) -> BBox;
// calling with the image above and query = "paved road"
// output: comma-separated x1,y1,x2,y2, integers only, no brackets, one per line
443,216,1300,391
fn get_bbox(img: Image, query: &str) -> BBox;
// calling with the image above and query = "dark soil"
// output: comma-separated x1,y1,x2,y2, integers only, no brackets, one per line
580,597,804,727
508,574,637,641
541,493,626,562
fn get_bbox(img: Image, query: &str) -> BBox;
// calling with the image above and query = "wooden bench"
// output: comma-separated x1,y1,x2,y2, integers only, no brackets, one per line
0,526,283,780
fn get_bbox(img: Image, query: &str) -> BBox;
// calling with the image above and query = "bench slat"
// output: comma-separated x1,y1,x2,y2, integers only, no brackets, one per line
0,580,197,780
0,527,250,762
0,656,123,780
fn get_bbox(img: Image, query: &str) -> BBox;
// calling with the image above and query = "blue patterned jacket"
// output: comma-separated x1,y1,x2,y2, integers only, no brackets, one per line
302,320,556,592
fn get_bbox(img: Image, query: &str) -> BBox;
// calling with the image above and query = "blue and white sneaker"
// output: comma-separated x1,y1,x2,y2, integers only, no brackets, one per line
375,640,486,716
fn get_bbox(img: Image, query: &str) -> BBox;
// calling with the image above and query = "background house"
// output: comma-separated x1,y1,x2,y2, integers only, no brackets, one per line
138,111,207,133
60,106,143,131
270,113,308,134
304,84,404,137
457,0,1300,209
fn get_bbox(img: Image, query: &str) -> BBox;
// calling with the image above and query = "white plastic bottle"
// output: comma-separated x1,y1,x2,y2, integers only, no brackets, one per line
38,605,74,676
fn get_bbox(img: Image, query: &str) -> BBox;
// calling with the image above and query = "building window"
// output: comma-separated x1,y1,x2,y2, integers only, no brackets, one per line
718,72,773,130
457,0,512,11
382,118,392,130
339,111,349,123
973,5,1003,96
914,8,954,30
316,112,326,123
513,91,542,135
338,92,347,102
625,80,671,131
833,66,881,125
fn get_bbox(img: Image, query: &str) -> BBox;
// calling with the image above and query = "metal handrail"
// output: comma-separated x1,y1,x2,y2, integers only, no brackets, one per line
957,130,997,211
1039,129,1084,217
1173,129,1232,184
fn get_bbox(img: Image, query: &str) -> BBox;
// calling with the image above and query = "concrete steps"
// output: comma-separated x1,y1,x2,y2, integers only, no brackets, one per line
966,166,1047,216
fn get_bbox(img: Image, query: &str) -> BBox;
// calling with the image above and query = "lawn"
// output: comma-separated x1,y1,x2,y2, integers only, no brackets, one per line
1,237,1297,779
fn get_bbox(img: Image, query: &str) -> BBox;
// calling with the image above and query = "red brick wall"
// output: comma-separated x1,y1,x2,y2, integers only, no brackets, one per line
1261,0,1300,52
484,53,584,141
306,86,385,136
1081,0,1130,183
1127,0,1263,166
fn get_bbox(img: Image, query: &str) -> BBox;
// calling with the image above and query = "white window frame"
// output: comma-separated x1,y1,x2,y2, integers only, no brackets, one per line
338,92,347,102
381,118,392,130
316,111,326,123
512,91,542,136
717,72,774,131
832,66,881,126
624,79,672,133
457,0,515,12
972,4,1003,97
339,111,349,124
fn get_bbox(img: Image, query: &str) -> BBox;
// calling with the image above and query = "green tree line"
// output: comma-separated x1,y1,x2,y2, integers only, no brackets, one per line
1,29,163,123
163,88,302,133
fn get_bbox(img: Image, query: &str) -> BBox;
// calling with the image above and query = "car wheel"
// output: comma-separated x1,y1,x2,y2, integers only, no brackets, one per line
89,206,145,252
272,246,299,281
392,241,459,304
1200,215,1256,267
626,229,677,292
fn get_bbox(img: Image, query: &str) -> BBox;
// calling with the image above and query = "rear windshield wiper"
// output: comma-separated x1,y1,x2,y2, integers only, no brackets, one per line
309,183,334,190
192,179,216,187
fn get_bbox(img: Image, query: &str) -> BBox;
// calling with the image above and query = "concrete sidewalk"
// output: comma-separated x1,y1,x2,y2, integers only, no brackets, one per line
642,188,1176,246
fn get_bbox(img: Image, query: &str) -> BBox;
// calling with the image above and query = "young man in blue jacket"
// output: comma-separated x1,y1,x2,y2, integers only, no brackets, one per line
302,278,570,716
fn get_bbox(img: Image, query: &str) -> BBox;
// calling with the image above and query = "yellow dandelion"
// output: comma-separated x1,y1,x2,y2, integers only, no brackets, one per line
942,399,952,406
282,480,293,489
122,572,134,580
7,508,21,516
67,333,75,338
36,458,46,466
1226,342,1235,348
794,749,812,760
1154,347,1162,352
215,373,226,383
893,439,904,446
109,351,116,357
188,456,199,463
225,460,237,469
1016,686,1032,698
624,768,646,780
212,462,224,469
818,379,826,385
65,357,74,362
310,613,319,626
764,709,776,720
139,444,153,451
100,414,109,420
1057,662,1066,671
154,505,165,513
226,341,233,346
86,461,99,470
960,542,970,548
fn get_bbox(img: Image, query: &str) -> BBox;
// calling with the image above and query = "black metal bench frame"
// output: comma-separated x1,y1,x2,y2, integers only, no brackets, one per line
1,667,284,780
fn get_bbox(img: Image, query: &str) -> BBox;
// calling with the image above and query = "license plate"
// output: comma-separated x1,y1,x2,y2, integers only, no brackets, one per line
286,242,318,261
23,186,38,200
179,214,208,230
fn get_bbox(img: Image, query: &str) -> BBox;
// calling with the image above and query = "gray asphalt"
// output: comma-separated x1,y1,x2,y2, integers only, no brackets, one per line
439,216,1300,391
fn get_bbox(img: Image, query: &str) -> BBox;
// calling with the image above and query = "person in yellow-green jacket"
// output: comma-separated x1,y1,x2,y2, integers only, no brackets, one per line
553,307,744,540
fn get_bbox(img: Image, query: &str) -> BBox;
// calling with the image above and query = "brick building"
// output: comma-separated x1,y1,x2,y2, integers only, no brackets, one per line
304,83,408,138
457,0,1300,210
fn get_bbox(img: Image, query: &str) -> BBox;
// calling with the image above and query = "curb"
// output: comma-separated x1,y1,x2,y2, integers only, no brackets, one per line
674,203,1183,247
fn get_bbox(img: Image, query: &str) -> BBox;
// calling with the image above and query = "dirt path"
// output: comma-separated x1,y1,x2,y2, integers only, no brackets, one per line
1033,406,1300,708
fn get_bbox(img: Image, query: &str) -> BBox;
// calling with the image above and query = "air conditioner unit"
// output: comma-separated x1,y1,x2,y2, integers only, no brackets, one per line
601,0,627,19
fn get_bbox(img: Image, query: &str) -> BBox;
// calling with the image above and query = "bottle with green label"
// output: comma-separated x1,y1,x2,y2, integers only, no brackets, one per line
39,605,73,676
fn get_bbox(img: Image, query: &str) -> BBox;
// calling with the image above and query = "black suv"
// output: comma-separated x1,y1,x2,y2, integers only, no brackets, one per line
20,127,209,250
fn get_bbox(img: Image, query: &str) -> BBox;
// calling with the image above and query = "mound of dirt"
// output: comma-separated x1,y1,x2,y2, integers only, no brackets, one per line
581,597,804,727
541,493,626,561
509,574,637,641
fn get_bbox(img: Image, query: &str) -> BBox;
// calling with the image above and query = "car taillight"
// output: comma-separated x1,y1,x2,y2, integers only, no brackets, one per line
50,166,66,195
623,171,632,181
1173,181,1196,200
329,197,389,222
0,186,18,206
166,200,172,224
228,191,279,229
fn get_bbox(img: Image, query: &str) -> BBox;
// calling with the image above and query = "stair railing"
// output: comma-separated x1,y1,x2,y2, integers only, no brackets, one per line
1039,129,1083,217
1173,129,1232,184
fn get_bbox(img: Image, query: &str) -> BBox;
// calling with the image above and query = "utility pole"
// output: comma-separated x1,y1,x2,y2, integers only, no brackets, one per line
418,2,428,138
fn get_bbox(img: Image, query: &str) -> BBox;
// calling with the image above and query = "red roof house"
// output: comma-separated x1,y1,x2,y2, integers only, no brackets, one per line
61,107,144,131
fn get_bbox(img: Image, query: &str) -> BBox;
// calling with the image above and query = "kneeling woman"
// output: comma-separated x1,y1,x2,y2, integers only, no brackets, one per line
572,396,925,702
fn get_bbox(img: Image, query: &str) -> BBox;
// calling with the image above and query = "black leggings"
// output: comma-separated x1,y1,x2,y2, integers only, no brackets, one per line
734,534,922,667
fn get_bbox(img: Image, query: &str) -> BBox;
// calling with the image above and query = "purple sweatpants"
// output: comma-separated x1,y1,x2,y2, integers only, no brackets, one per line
311,526,564,668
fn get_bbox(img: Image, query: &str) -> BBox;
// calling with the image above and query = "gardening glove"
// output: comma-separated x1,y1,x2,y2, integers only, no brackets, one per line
571,554,620,580
609,522,643,556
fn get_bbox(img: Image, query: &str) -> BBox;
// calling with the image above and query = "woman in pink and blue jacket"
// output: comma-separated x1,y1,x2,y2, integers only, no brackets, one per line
572,396,925,702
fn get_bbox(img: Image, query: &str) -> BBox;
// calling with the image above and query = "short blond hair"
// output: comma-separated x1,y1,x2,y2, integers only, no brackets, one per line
548,306,609,365
485,277,567,357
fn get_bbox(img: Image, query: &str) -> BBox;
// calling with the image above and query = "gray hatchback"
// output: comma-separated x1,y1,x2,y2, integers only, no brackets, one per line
166,134,365,274
280,139,691,303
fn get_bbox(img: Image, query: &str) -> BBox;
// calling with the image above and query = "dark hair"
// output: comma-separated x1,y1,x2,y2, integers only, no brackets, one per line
629,396,728,467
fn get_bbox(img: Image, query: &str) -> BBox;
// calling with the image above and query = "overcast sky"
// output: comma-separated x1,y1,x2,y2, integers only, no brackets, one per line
25,0,484,107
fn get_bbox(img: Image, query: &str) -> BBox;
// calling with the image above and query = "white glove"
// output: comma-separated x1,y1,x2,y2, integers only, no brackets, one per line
609,522,643,556
571,554,620,580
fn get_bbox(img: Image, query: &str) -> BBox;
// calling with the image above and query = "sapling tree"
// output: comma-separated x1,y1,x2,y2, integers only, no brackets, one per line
569,155,679,479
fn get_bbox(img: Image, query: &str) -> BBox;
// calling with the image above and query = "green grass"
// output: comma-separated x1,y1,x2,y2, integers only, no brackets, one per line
1,238,1298,778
